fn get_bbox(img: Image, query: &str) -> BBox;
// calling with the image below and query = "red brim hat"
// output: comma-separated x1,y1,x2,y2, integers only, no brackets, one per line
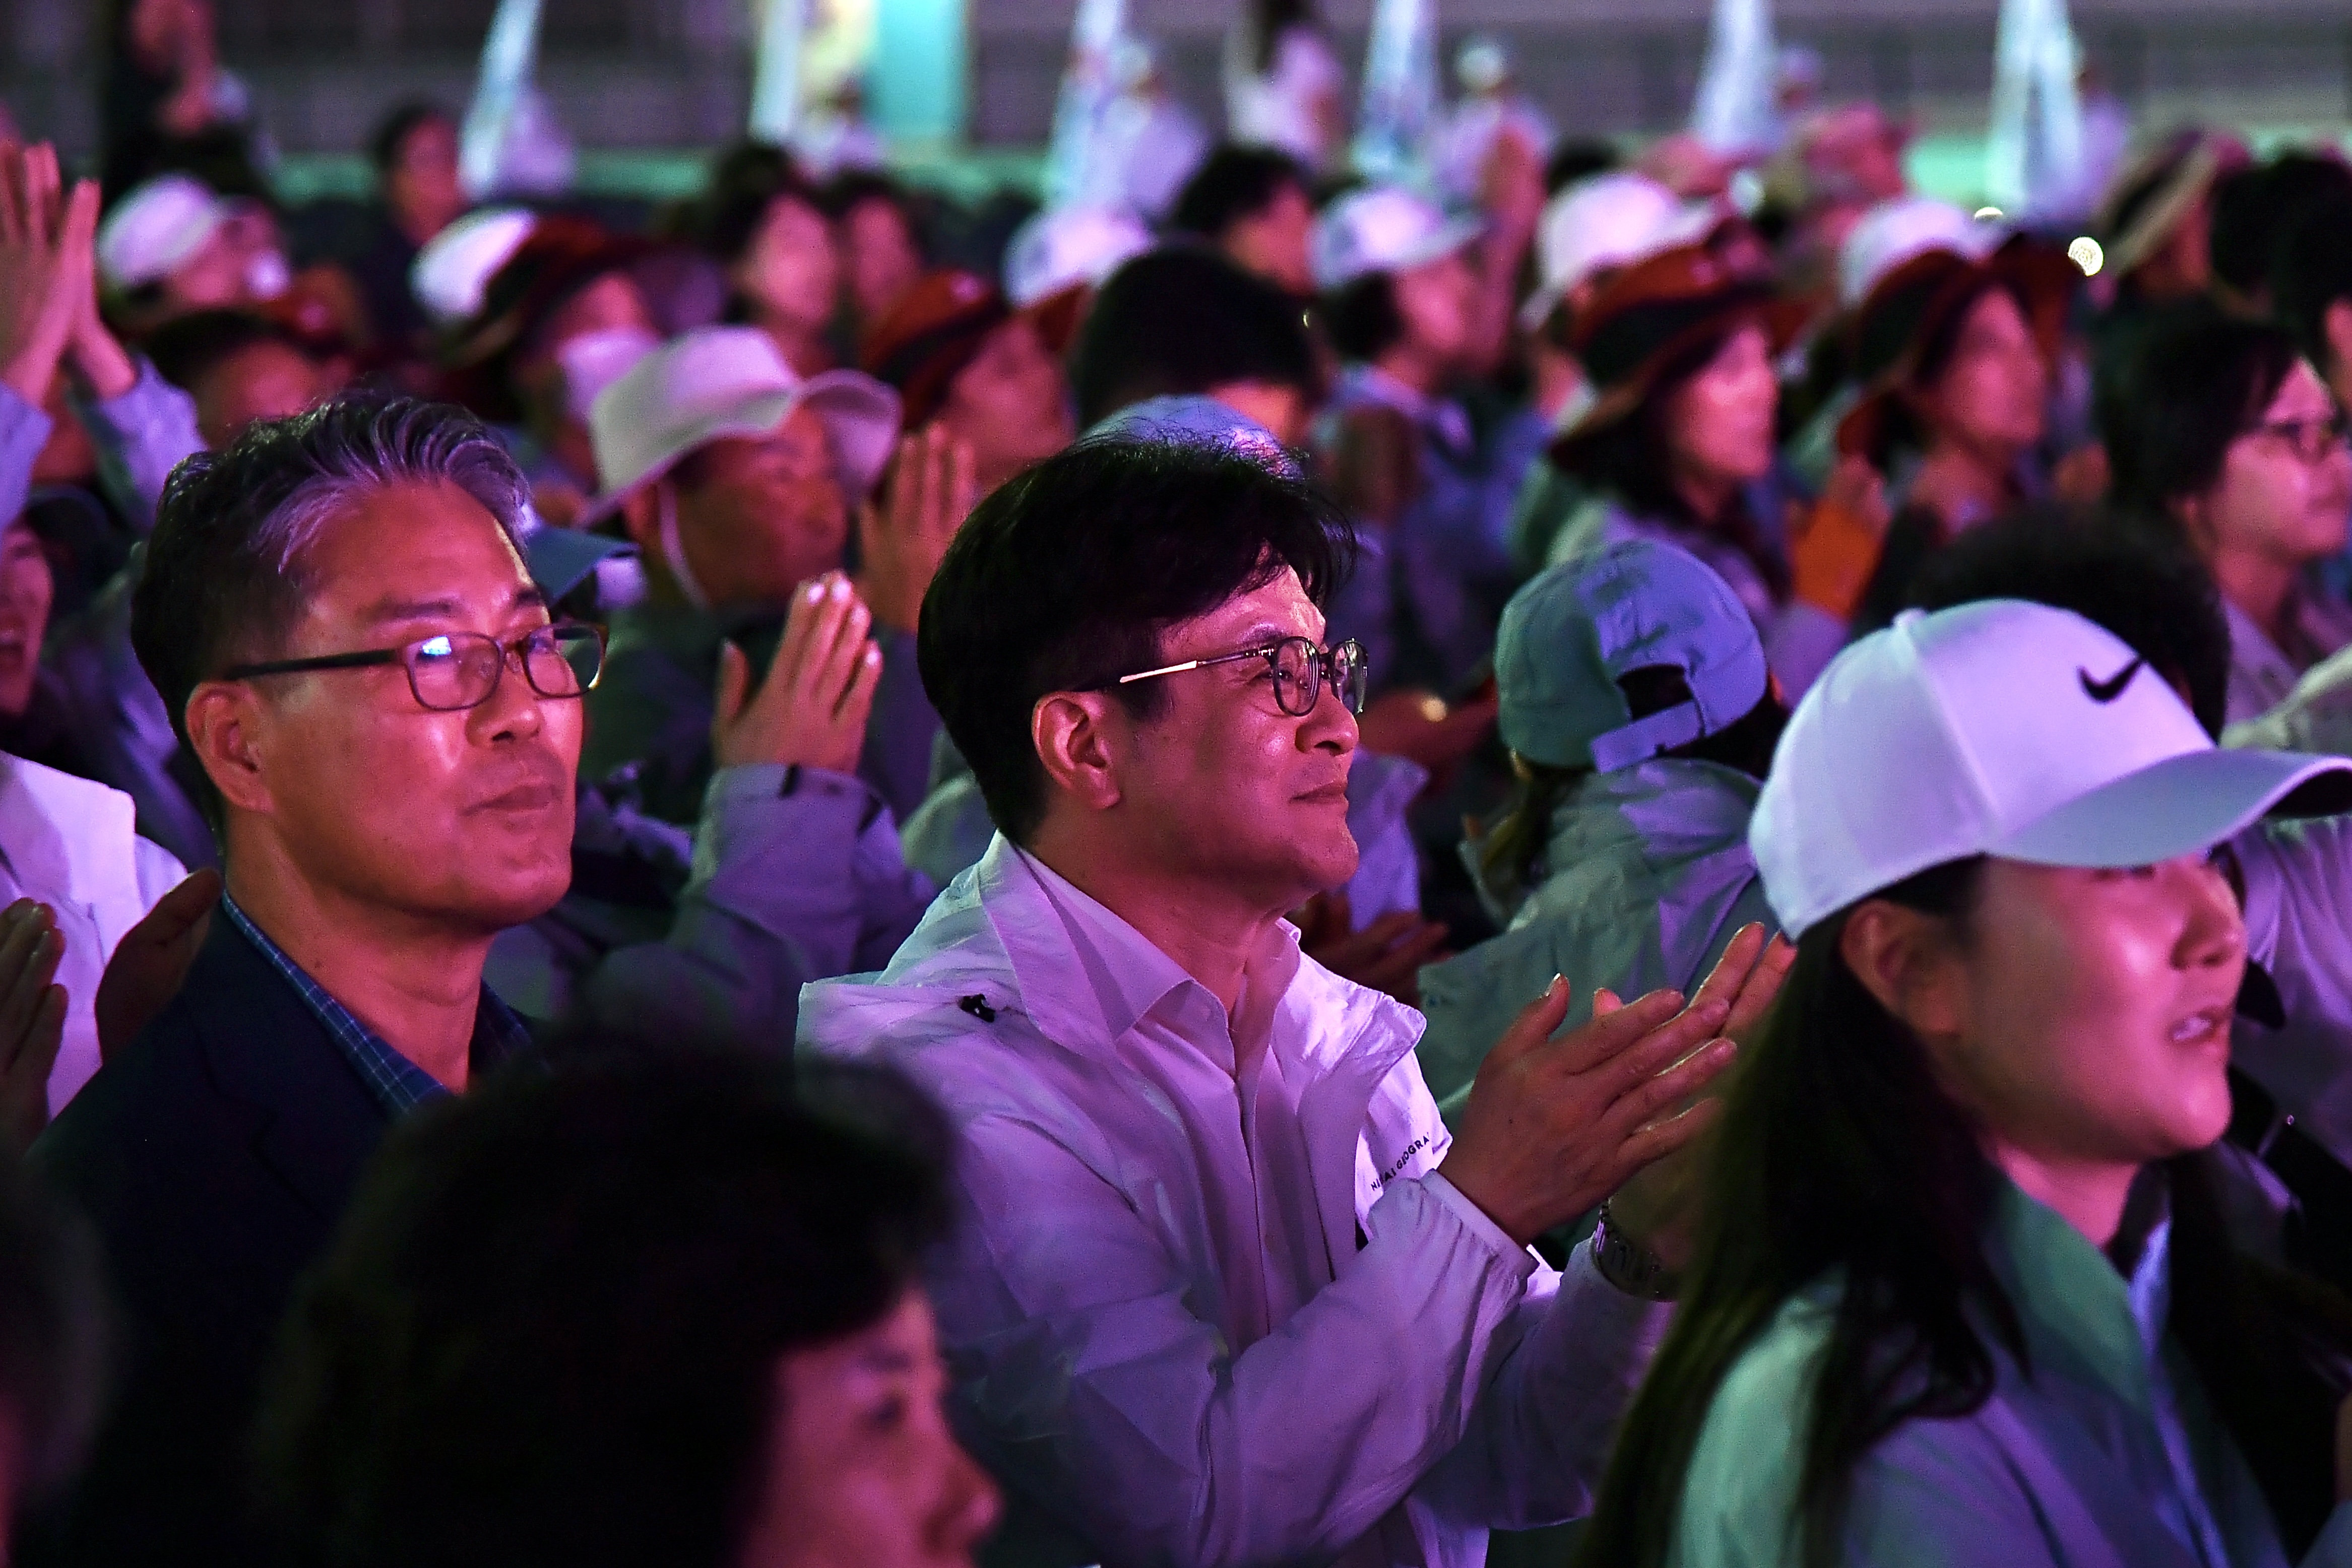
436,218,656,422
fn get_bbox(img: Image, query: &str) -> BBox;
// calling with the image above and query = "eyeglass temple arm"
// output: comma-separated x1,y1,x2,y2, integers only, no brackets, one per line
224,648,403,678
1115,658,1213,686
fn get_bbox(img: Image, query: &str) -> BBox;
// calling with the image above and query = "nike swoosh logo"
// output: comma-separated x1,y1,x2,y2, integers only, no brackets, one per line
2079,658,2145,703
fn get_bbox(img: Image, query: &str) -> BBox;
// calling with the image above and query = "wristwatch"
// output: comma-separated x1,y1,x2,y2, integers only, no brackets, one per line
1588,1203,1681,1301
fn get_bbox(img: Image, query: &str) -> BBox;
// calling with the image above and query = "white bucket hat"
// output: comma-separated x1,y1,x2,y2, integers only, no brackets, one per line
1003,205,1154,309
588,325,902,511
411,207,539,326
1519,172,1721,332
1836,195,2005,310
1312,186,1484,292
97,174,228,291
1751,601,2352,939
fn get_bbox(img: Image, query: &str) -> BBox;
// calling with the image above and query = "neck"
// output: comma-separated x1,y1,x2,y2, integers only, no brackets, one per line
1988,1138,2140,1249
1913,435,2014,531
2208,544,2301,644
1371,343,1443,399
758,316,832,378
1669,466,1739,525
224,841,491,1092
1024,827,1291,1015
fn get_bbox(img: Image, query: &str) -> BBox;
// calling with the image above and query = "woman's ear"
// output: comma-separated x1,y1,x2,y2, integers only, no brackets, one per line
1840,900,1968,1042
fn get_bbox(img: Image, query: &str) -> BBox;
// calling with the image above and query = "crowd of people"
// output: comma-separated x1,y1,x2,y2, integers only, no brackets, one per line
10,2,2352,1564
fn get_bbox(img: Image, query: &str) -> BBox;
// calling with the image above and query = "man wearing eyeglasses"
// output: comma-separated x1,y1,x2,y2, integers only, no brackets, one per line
801,437,1782,1568
28,396,588,1568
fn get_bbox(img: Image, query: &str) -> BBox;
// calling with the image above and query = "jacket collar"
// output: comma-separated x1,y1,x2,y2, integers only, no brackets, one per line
183,909,393,1223
1987,1171,2172,1413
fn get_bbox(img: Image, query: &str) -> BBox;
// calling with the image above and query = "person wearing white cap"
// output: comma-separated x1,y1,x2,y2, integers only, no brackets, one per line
1578,598,2352,1568
94,172,291,331
578,324,917,825
1417,540,1788,1124
1084,37,1210,223
1314,183,1542,763
999,203,1152,324
1432,34,1556,208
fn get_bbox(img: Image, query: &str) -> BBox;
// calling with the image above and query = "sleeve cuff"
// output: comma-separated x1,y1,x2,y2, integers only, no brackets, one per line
1421,1171,1539,1278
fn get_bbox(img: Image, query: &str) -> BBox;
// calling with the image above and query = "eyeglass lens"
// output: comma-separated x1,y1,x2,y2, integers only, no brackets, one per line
408,628,603,711
1269,638,1369,717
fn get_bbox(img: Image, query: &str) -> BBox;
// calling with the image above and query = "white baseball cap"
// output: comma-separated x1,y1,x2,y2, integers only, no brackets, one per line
1751,601,2352,939
1520,172,1721,331
1313,186,1484,291
97,175,228,291
1837,195,2004,309
411,207,538,325
1003,206,1153,309
587,325,903,514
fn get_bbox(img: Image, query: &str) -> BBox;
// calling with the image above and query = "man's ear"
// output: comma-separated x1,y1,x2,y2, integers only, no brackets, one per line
1839,899,1967,1043
617,482,664,553
182,681,276,820
2325,300,2352,400
1031,691,1125,816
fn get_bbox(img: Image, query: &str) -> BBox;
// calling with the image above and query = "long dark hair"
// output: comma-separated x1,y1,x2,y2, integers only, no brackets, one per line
1575,860,2352,1568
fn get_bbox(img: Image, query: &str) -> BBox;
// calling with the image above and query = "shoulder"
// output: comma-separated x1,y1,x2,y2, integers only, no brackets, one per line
1675,1292,1836,1564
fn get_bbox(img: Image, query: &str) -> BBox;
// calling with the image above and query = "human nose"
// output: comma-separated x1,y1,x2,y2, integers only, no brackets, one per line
467,642,547,741
2175,855,2246,974
929,1439,1002,1560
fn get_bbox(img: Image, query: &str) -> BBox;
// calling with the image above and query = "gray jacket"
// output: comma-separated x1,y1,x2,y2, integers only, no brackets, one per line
1672,1175,2352,1567
486,761,934,1043
1416,759,1773,1126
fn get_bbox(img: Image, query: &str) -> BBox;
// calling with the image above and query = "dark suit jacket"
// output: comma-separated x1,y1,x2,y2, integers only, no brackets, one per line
26,908,393,1567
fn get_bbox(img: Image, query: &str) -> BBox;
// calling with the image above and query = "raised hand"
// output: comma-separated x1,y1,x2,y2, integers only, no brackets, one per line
0,142,102,408
713,570,883,776
1600,924,1794,1269
0,899,67,1152
97,868,222,1064
856,426,978,635
1438,976,1735,1247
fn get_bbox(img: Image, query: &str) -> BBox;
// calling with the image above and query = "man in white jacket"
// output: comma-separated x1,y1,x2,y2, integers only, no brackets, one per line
800,433,1780,1567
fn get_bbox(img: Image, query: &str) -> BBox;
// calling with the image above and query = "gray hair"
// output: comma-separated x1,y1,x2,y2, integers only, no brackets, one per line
131,396,534,827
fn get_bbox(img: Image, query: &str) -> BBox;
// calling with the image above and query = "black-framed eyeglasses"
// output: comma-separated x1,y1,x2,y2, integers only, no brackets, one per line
1096,636,1369,717
221,624,607,712
2247,412,2352,464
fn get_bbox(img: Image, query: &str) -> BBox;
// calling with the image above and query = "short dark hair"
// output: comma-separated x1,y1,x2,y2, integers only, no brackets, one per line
2274,193,2352,375
131,396,528,825
368,100,453,177
1322,272,1404,363
1544,137,1621,194
1169,144,1310,242
2097,311,2301,522
144,308,312,398
1901,506,2233,739
917,437,1355,841
2211,155,2352,301
1069,244,1319,427
254,1047,951,1568
695,140,824,265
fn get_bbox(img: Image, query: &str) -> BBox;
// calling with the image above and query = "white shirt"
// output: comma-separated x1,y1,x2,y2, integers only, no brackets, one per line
0,753,187,1114
801,835,1672,1568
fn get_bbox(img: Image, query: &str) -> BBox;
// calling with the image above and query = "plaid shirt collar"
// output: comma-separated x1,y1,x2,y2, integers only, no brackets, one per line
219,894,532,1118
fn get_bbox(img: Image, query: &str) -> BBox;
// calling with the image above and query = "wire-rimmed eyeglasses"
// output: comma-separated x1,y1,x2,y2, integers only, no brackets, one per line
1095,636,1368,717
221,624,606,712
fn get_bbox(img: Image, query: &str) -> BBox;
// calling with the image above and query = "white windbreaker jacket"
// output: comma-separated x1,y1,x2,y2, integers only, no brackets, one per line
799,836,1673,1568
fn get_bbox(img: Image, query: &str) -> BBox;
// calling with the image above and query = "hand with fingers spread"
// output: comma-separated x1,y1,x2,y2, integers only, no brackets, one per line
0,899,67,1152
714,570,883,775
1293,891,1451,1006
857,425,978,634
97,868,223,1064
1600,924,1796,1270
1438,976,1736,1247
0,141,103,407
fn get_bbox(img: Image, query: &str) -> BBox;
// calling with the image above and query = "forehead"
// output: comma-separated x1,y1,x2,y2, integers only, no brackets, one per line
295,480,528,613
1166,563,1324,646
